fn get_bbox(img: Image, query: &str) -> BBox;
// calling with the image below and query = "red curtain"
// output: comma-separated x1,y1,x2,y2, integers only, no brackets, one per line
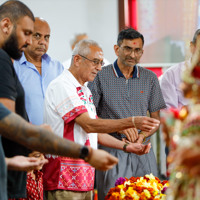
145,67,163,78
127,0,138,30
125,0,163,77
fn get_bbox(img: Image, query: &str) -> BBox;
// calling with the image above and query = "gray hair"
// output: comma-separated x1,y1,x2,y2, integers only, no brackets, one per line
72,39,102,57
0,0,34,23
192,29,200,44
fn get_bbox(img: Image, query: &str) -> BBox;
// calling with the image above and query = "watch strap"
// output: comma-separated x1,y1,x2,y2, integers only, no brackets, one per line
79,146,89,161
123,143,129,153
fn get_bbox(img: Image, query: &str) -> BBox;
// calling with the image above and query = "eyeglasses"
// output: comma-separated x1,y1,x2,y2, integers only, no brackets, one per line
120,46,143,56
78,54,105,66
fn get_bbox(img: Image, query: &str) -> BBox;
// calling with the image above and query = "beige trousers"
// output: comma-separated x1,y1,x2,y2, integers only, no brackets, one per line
45,190,93,200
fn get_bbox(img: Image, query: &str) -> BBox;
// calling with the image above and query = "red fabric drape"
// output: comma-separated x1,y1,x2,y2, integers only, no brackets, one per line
127,1,163,78
128,0,138,30
145,67,163,78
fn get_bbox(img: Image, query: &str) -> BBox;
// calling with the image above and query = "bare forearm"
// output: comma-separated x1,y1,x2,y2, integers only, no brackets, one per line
27,126,82,158
98,133,124,150
75,112,160,134
98,133,152,155
0,113,82,158
79,117,134,133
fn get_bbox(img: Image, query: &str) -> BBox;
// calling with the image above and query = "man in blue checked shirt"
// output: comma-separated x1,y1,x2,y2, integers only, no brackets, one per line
14,17,64,125
88,27,166,200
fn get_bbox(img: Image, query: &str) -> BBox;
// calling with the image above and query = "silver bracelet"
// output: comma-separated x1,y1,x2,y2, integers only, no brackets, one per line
132,116,137,128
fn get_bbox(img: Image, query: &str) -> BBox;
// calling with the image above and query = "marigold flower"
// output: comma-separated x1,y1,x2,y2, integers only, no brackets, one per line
105,173,169,200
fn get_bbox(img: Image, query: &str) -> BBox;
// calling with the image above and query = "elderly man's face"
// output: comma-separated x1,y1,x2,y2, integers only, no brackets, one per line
79,46,103,84
115,38,143,67
2,16,33,60
25,19,50,58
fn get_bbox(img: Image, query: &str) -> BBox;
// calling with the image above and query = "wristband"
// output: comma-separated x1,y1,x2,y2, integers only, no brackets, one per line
123,143,129,153
79,146,90,161
84,148,93,162
132,117,137,128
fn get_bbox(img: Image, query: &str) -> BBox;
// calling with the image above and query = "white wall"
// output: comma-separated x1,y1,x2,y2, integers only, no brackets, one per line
1,0,118,63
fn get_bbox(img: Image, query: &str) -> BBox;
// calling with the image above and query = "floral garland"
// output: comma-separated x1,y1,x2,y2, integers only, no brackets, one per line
165,104,200,200
105,173,169,200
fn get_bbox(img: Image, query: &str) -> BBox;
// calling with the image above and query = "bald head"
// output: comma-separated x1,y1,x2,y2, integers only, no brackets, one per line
34,17,50,31
24,17,51,59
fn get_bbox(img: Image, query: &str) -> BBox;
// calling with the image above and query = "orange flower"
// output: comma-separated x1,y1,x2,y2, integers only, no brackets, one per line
105,174,169,200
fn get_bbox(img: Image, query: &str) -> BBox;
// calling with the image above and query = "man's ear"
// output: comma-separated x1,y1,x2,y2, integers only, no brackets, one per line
73,54,82,66
114,44,119,56
0,17,13,35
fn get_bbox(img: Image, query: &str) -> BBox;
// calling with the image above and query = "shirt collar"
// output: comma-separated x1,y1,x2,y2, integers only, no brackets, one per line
112,59,139,78
64,69,87,89
18,52,27,65
42,53,51,62
18,52,51,65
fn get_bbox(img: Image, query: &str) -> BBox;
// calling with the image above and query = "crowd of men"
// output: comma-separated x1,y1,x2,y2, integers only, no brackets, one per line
1,0,199,200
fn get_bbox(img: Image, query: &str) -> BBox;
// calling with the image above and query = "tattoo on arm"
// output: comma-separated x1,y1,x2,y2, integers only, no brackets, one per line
0,113,81,158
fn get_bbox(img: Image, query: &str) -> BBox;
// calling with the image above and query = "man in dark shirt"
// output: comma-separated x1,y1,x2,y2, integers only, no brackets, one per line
0,104,11,200
0,1,35,198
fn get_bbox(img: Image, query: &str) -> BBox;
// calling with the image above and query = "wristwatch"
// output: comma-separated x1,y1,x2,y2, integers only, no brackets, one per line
79,146,89,161
123,143,129,153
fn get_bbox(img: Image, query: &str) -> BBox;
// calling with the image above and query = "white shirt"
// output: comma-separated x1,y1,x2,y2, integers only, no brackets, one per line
44,69,97,149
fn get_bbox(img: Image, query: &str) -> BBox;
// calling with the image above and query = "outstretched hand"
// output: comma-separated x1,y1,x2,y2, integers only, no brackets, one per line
88,148,118,171
133,116,160,132
6,155,48,171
